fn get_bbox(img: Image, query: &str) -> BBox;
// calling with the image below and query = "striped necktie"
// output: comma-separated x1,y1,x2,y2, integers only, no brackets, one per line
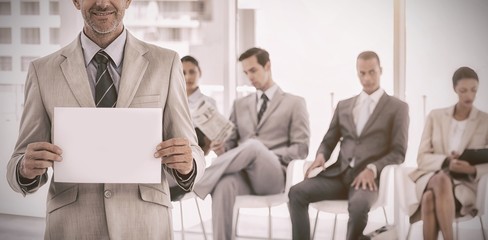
94,51,117,108
257,94,268,123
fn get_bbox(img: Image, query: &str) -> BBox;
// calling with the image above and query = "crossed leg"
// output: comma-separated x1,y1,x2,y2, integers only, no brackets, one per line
421,171,455,240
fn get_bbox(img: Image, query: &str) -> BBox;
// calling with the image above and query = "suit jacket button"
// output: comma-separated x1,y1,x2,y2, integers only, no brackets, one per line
255,132,259,137
104,190,112,198
356,140,361,144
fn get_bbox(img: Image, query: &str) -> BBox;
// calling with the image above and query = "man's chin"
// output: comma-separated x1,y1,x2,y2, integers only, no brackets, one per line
88,22,119,35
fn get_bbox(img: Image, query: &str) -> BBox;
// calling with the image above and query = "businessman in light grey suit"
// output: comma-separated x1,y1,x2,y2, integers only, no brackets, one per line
189,47,310,240
288,51,409,240
6,0,205,239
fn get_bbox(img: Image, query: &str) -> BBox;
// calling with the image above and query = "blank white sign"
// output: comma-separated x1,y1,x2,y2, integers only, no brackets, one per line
53,107,162,183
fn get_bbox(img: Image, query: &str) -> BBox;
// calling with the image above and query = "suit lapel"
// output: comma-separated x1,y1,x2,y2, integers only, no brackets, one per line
247,95,258,128
116,33,149,108
348,96,359,137
60,36,96,107
458,107,480,152
257,87,285,129
360,93,389,136
441,107,454,154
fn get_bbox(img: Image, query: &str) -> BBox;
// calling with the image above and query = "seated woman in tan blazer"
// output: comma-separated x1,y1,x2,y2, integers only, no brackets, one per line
409,66,488,240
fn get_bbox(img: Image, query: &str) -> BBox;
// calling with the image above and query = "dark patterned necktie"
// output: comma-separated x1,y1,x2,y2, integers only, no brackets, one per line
257,94,268,123
94,51,117,108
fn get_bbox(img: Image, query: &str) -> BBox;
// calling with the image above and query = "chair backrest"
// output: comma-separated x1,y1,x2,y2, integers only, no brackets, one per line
284,160,301,196
476,173,488,216
395,166,416,214
372,164,396,209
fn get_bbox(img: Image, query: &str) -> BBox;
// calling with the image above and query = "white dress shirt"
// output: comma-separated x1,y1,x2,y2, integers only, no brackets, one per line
353,88,384,125
449,118,468,154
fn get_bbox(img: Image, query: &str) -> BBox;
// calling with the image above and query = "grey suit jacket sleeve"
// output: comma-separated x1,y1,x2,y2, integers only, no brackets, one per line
163,53,205,187
372,100,409,174
316,103,342,161
271,97,310,165
224,101,240,151
7,61,49,196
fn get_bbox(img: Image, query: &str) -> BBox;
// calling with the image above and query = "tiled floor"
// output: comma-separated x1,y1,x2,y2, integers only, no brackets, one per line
1,209,486,240
0,209,385,240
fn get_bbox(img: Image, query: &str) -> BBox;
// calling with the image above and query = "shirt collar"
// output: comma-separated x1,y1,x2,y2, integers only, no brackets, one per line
80,28,127,67
188,87,202,103
257,84,279,101
358,87,384,104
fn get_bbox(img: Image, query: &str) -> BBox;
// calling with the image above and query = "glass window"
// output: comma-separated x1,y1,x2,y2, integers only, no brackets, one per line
0,2,11,15
0,28,12,44
21,28,41,44
49,1,59,15
0,56,12,71
21,56,38,71
20,1,40,15
50,28,59,45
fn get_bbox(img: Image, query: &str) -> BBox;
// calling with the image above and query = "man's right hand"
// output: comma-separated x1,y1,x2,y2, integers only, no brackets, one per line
305,153,326,179
20,142,63,180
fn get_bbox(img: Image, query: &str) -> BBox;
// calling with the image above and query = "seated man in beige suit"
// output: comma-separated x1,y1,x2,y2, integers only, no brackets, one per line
6,0,204,239
289,51,409,240
187,47,310,240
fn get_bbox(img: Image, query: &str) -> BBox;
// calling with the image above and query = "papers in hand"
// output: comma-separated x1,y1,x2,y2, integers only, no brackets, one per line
191,100,234,143
53,107,162,183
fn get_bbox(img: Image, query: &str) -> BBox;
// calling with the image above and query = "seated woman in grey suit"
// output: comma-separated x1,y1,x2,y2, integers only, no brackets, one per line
409,66,488,240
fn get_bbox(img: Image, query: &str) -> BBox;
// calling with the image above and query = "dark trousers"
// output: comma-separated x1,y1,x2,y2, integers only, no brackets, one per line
288,167,378,240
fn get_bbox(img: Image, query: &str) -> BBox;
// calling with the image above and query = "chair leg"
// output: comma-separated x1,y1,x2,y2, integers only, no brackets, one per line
406,223,411,240
332,214,337,240
456,219,459,240
179,200,185,240
268,207,272,240
194,197,207,240
312,210,319,240
234,208,240,238
382,207,389,225
480,217,486,240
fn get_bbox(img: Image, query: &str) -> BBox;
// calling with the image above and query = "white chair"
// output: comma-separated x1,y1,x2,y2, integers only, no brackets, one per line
396,166,487,240
232,159,302,239
174,192,208,240
304,162,395,240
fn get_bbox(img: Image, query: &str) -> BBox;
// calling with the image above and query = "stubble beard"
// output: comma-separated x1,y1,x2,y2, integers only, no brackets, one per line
85,11,122,36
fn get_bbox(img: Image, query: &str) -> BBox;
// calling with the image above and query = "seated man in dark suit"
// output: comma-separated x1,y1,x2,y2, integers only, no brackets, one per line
288,51,409,240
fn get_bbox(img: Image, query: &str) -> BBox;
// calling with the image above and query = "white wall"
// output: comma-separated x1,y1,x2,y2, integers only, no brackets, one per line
253,0,394,155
